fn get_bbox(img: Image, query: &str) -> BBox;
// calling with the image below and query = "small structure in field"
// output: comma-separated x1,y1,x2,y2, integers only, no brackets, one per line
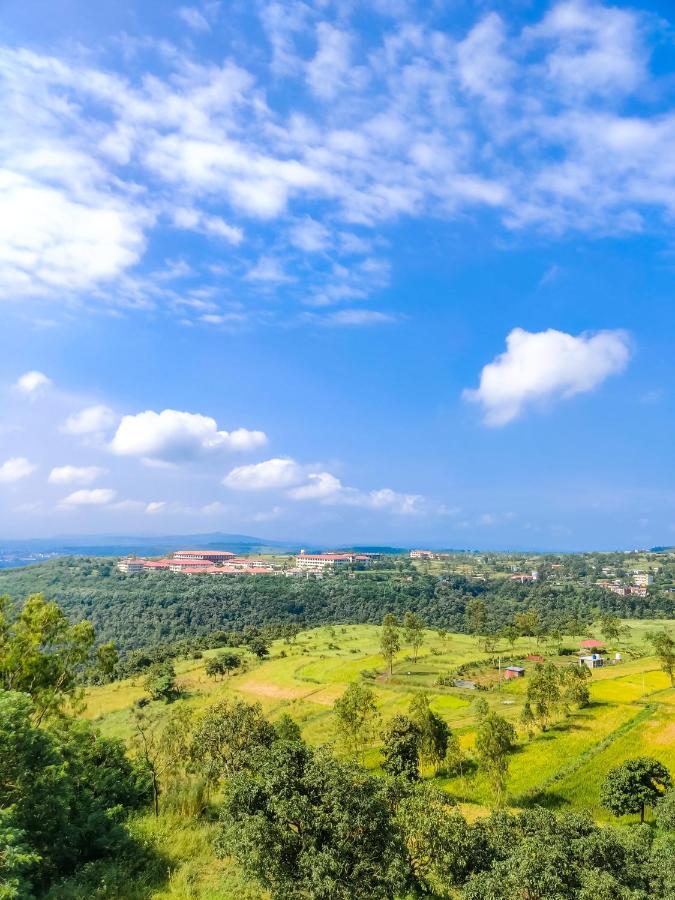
504,665,525,680
527,654,545,662
580,639,605,650
454,679,477,690
579,653,604,669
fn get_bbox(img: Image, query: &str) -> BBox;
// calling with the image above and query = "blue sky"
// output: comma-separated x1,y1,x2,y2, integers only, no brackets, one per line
1,0,675,550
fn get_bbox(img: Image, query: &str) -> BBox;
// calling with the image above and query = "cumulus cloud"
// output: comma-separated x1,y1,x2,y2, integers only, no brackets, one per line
111,409,267,463
61,488,116,506
464,327,631,426
62,405,117,436
48,465,107,485
224,457,423,514
0,457,36,483
223,457,304,490
15,370,51,394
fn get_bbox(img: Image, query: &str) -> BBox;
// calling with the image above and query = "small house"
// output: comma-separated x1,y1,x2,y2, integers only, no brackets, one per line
453,679,477,690
504,666,525,680
579,654,604,669
527,654,545,662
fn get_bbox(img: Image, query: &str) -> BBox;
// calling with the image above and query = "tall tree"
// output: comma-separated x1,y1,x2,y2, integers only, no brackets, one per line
334,682,379,759
474,712,516,806
600,757,672,823
409,692,449,773
403,612,425,663
648,630,675,686
380,614,401,676
465,599,488,643
381,715,421,781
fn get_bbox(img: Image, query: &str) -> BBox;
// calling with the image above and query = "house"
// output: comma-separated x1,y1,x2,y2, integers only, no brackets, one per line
511,573,536,584
580,639,604,650
117,558,146,574
169,558,215,573
579,654,604,669
527,654,545,662
172,550,236,563
453,679,477,690
296,551,370,571
409,549,436,559
633,572,653,587
144,559,173,571
504,666,525,680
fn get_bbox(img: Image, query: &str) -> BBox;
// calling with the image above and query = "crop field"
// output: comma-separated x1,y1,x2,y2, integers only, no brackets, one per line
84,619,675,821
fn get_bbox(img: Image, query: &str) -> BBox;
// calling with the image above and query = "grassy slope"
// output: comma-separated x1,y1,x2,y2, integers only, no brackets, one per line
78,621,674,898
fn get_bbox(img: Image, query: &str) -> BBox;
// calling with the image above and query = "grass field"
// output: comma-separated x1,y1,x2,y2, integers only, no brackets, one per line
84,621,675,809
75,620,674,898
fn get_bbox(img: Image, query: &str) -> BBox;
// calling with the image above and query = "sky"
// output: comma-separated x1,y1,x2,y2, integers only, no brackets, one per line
1,0,675,551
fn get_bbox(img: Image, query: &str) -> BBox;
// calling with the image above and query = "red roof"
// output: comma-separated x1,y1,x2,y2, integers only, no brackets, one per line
580,639,605,649
144,559,172,568
170,558,215,567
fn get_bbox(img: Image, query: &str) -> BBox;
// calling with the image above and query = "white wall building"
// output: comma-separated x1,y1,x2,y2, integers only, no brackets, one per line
117,558,146,574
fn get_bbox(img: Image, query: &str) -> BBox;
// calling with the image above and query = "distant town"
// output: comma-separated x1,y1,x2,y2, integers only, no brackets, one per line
113,545,675,595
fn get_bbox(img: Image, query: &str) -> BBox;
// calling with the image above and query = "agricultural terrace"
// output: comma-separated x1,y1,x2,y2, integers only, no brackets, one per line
84,620,675,822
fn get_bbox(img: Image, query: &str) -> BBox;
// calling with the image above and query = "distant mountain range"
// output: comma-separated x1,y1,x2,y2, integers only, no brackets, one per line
0,533,406,568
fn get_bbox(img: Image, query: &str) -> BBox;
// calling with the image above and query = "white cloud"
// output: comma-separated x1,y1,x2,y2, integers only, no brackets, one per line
457,13,514,104
111,409,267,463
48,465,107,485
310,309,396,327
527,0,646,97
224,457,304,490
289,217,330,253
172,207,243,244
145,501,167,514
306,23,354,100
62,488,116,506
464,327,631,426
288,472,342,500
177,6,211,32
0,170,148,298
62,405,117,436
0,457,36,483
225,457,423,514
15,370,51,394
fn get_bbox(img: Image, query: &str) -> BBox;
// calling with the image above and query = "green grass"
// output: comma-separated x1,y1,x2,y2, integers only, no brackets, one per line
73,620,675,897
83,622,675,813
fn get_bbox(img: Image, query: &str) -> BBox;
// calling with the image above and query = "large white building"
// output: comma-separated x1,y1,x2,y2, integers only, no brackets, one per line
295,551,369,571
172,550,236,563
117,558,146,574
633,572,654,587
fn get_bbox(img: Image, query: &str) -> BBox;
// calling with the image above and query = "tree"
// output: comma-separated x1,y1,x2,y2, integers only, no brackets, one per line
473,697,489,720
403,612,425,663
515,610,540,638
205,651,241,680
143,661,179,702
192,697,275,782
248,636,270,659
519,701,536,741
334,682,378,759
273,713,302,743
501,624,520,653
381,715,420,781
395,785,484,895
526,662,561,730
655,789,675,831
1,691,151,888
217,742,412,899
600,614,622,643
0,593,95,723
465,599,487,643
409,692,449,773
560,664,590,710
474,712,516,806
96,641,119,679
380,614,400,676
648,630,675,686
600,757,672,823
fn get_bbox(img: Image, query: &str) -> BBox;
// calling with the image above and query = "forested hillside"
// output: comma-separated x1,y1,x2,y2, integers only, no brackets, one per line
0,557,672,652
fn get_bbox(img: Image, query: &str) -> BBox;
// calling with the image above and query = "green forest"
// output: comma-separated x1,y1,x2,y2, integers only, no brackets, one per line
0,557,672,654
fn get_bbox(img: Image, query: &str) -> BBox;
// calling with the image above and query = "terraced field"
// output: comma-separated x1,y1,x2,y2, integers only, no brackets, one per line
84,621,675,819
